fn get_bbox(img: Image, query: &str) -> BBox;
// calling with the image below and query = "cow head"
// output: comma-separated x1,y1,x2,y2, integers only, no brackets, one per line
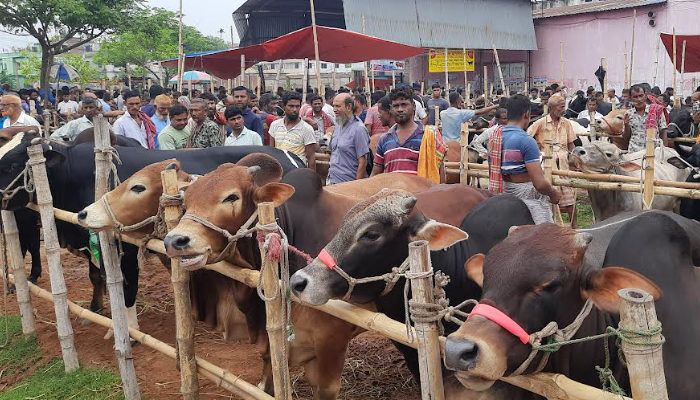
571,141,626,173
76,159,192,237
0,132,64,210
443,224,660,391
290,189,468,305
163,154,294,270
593,109,626,136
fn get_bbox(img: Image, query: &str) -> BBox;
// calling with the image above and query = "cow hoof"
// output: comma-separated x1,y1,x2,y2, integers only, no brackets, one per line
28,274,39,284
5,284,16,295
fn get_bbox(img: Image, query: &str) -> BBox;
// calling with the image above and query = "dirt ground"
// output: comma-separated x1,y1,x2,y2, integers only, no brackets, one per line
3,249,421,400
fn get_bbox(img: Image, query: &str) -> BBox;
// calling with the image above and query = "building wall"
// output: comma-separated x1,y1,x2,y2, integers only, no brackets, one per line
531,0,700,97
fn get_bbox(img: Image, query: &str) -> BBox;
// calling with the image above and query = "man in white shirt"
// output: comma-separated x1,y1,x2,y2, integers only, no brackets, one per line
322,90,337,126
414,98,428,125
56,91,79,117
1,94,41,133
224,106,263,146
113,90,149,148
50,98,100,141
576,97,604,122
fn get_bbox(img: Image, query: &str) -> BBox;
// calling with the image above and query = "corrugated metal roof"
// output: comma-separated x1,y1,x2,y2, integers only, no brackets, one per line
532,0,667,19
343,0,537,50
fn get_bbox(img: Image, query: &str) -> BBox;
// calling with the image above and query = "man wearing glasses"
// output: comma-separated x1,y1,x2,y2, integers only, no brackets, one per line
1,94,41,134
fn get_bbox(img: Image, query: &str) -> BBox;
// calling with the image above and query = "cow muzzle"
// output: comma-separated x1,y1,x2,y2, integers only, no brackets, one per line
289,262,338,306
76,201,113,231
164,233,210,270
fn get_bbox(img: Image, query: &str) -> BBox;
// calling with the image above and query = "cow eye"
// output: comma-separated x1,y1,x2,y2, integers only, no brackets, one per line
616,116,623,120
224,194,239,203
130,184,146,193
360,231,381,241
604,152,613,158
540,280,562,295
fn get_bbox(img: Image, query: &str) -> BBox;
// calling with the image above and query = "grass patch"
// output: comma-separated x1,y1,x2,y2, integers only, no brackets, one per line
0,359,123,400
0,316,41,376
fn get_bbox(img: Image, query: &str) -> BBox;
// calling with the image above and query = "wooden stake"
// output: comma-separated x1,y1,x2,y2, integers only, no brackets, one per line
462,46,468,91
680,40,687,103
302,58,309,102
42,109,50,138
371,63,376,93
310,0,324,97
559,42,564,86
483,65,488,105
93,116,141,400
362,16,370,101
177,0,184,91
673,28,679,108
258,202,292,400
459,127,469,184
653,35,661,88
240,54,246,88
1,211,36,335
466,83,471,107
161,168,199,399
227,78,232,93
256,75,261,98
617,288,669,400
66,108,73,121
26,140,80,372
493,46,506,96
624,41,629,89
629,9,637,85
392,69,396,88
601,58,607,94
408,241,445,400
420,81,424,96
444,47,449,91
642,129,656,210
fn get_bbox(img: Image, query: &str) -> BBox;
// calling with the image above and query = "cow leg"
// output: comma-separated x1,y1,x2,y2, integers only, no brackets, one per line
304,330,354,400
104,246,141,340
21,229,42,283
88,257,105,313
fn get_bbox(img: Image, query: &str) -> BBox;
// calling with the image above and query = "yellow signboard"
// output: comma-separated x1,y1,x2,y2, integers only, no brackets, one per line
428,49,475,72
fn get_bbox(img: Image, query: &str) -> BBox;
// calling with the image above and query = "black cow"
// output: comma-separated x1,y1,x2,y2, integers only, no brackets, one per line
291,194,534,380
679,143,700,221
0,132,302,316
444,212,700,399
565,95,587,119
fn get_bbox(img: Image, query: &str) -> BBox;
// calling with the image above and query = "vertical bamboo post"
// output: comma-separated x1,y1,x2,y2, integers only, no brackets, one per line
629,9,637,85
420,81,424,96
601,58,607,94
466,83,471,107
66,108,73,121
493,46,506,96
371,63,376,93
161,168,199,399
257,202,292,400
26,140,79,372
1,211,36,335
408,241,445,400
332,63,337,91
559,42,564,86
462,46,468,90
392,69,396,89
624,41,630,89
93,116,141,400
256,75,261,99
310,0,324,97
653,35,661,88
362,16,370,103
673,28,679,108
542,121,563,223
459,128,469,184
273,61,283,92
177,0,183,91
42,109,50,138
302,58,309,102
227,78,232,93
444,47,449,91
52,111,59,130
617,288,669,400
483,65,488,105
643,128,656,210
680,40,687,103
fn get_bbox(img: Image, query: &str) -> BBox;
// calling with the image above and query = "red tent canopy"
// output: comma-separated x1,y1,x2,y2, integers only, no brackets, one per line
661,33,700,73
163,26,425,79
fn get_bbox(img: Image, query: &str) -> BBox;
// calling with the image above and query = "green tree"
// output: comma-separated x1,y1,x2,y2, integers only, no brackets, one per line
62,54,100,87
17,51,42,84
0,70,12,86
0,0,141,106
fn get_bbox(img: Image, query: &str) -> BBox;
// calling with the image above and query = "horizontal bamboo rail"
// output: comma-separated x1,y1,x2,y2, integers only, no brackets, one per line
7,274,273,400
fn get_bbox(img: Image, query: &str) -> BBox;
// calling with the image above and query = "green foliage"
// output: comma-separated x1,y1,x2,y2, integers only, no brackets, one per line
62,53,100,86
0,70,12,86
0,316,42,376
17,51,42,84
0,359,123,400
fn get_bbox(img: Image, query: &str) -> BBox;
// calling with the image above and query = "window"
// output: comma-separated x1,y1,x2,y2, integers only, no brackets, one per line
84,45,93,53
335,63,340,68
294,63,301,69
321,63,327,69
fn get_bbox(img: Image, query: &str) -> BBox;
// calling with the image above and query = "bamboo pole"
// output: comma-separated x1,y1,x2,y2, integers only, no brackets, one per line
653,35,661,88
240,54,246,88
462,46,468,91
1,211,36,335
392,69,396,89
161,168,199,399
408,241,445,400
310,0,324,97
643,128,656,210
601,58,607,94
66,108,73,121
673,28,679,108
624,41,629,89
501,373,632,400
177,0,183,91
273,61,283,92
9,275,274,400
258,203,292,400
302,58,309,102
459,127,469,184
371,63,376,93
227,78,232,93
680,40,687,103
256,75,261,99
332,63,337,91
93,116,141,400
559,42,564,86
493,46,506,96
362,16,370,103
420,81,424,96
617,288,669,400
483,65,488,105
629,9,637,85
444,47,449,91
42,110,50,138
466,83,471,107
26,140,79,372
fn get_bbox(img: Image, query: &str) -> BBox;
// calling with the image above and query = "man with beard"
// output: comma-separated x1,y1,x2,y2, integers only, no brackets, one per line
186,98,224,148
151,94,171,149
269,91,317,169
327,93,370,184
371,87,446,181
232,86,264,142
50,97,100,141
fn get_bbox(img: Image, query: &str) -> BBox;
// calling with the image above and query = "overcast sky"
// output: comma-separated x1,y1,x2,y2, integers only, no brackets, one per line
0,0,248,52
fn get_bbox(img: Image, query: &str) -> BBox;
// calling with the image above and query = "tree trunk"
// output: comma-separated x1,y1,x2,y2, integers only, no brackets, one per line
40,49,54,110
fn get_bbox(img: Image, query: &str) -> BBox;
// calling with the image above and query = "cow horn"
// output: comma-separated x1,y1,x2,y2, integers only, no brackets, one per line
400,196,418,214
164,162,179,171
679,145,693,153
573,232,593,249
30,137,43,145
247,165,261,175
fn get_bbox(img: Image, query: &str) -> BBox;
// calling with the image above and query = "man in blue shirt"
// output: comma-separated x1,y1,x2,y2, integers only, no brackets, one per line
440,92,498,141
488,94,560,224
328,93,370,184
232,86,264,143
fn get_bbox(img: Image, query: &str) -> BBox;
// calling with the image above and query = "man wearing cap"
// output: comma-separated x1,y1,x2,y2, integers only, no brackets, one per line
151,94,171,149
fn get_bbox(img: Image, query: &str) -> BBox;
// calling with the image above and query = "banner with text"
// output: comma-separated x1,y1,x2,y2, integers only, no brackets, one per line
428,49,475,72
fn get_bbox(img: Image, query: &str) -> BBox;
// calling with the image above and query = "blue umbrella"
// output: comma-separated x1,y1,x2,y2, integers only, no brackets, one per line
49,62,80,81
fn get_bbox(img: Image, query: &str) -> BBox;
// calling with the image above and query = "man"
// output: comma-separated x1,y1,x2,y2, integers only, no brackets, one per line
364,91,390,137
623,84,669,153
0,94,41,133
488,94,560,224
269,91,317,169
328,93,370,184
186,98,224,148
323,90,337,126
426,83,449,126
471,108,507,158
116,88,128,111
50,97,99,141
595,91,612,115
376,95,396,128
232,86,264,142
158,104,191,150
353,94,368,122
371,88,446,182
414,93,428,125
28,89,43,115
141,85,164,117
151,94,171,149
529,88,541,104
57,91,79,117
95,90,112,113
304,94,333,142
440,92,498,141
259,93,281,145
224,106,263,146
527,95,577,226
113,91,156,149
619,88,631,109
577,97,604,122
606,88,620,109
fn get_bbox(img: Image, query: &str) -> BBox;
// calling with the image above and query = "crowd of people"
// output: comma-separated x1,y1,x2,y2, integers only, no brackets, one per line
3,78,700,228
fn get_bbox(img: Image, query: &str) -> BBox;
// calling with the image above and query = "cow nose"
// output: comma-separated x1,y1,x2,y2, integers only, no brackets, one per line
290,274,308,295
164,234,191,251
444,337,479,371
77,210,87,221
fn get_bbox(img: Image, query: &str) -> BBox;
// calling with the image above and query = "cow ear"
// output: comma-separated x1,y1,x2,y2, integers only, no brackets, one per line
617,162,641,172
464,253,485,288
44,149,65,168
254,182,295,207
581,267,661,313
667,157,689,169
410,220,468,250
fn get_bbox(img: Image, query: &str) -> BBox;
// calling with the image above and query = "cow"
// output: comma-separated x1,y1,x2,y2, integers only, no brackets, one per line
677,143,700,222
564,95,587,119
591,109,627,148
571,141,690,221
0,132,303,335
290,193,534,386
443,213,700,399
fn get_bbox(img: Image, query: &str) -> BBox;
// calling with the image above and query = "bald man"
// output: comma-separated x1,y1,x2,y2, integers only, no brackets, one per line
0,94,41,133
328,92,370,184
527,94,578,227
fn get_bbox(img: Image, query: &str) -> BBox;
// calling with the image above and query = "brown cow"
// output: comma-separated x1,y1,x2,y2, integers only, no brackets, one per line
592,109,627,148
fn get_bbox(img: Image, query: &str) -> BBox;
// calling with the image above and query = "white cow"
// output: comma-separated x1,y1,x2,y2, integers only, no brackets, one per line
572,141,690,222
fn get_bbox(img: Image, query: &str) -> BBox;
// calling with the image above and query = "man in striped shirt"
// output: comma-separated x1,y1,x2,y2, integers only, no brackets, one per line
370,88,445,181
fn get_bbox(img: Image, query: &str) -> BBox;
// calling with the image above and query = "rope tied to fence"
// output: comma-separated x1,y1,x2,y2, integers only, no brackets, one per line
0,158,39,209
93,146,122,189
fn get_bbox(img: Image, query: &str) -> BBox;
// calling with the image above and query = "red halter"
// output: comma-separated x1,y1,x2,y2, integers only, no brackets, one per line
318,248,337,270
469,304,530,344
